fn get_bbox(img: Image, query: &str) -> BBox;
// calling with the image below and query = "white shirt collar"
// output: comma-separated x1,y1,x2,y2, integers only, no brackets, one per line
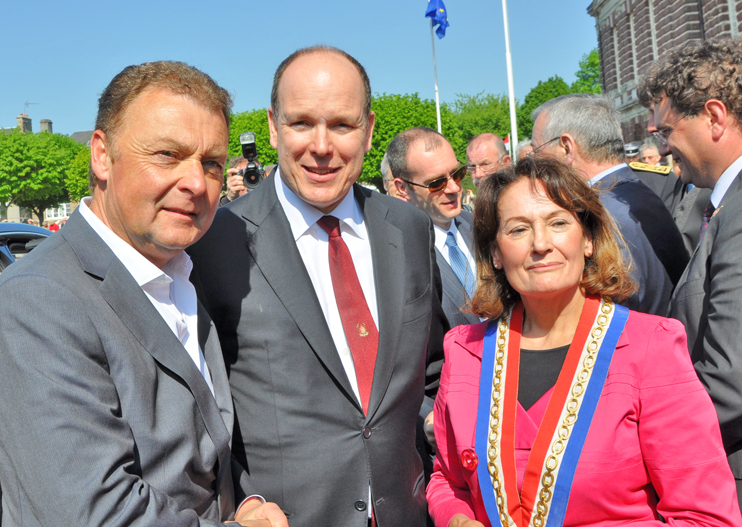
274,167,366,240
710,154,742,208
588,163,627,186
78,197,192,286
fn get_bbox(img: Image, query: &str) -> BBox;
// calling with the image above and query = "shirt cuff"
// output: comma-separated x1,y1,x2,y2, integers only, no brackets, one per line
236,495,266,515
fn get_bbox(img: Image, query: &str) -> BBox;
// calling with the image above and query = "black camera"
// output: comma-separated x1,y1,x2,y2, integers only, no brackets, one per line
238,132,265,190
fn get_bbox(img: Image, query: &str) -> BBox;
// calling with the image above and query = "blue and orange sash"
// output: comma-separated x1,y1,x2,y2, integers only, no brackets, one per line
475,296,629,527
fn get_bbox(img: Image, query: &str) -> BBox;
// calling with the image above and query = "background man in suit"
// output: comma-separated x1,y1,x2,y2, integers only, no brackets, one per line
0,61,285,527
388,127,479,328
465,132,511,187
189,46,447,527
638,36,742,504
530,93,688,315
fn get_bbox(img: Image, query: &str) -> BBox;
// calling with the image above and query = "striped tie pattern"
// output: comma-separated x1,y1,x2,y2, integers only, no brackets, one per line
445,231,476,298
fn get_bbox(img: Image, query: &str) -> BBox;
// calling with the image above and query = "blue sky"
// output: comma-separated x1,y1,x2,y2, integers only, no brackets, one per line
1,1,598,136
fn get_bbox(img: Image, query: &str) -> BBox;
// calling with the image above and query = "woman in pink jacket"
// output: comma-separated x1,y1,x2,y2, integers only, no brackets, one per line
427,157,741,527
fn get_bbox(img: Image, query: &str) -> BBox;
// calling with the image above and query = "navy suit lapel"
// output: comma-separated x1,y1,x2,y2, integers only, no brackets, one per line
61,212,231,464
240,177,359,408
357,187,405,420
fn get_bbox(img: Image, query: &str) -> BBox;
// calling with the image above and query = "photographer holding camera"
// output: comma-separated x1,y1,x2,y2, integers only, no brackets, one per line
220,132,266,205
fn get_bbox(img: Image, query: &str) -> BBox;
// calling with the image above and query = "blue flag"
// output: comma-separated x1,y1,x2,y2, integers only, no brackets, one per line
425,0,449,38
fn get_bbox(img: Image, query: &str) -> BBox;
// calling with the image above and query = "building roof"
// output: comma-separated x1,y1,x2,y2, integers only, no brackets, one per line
70,130,94,145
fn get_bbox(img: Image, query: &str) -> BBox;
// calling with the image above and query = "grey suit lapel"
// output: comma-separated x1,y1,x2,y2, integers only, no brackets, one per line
356,188,406,420
239,177,360,408
61,212,231,463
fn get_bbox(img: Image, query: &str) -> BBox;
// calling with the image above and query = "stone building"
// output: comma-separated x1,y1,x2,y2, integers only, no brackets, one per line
588,0,742,142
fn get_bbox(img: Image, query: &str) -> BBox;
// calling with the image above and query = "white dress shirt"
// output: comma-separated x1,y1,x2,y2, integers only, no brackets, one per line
78,198,214,395
433,219,476,274
275,169,377,516
588,163,627,186
274,169,377,406
710,154,742,208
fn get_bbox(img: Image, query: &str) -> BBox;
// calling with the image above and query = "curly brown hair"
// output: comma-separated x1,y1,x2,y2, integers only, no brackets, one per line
470,157,637,320
637,37,742,121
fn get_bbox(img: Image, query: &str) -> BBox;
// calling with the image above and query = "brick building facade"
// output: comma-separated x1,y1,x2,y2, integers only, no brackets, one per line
588,0,742,142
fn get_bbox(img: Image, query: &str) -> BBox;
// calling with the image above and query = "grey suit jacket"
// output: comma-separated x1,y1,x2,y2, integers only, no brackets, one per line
673,186,713,258
434,210,480,328
669,170,742,483
189,174,447,527
0,211,244,527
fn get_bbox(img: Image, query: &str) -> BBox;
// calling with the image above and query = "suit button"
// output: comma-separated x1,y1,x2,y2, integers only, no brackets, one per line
363,427,372,439
354,500,367,511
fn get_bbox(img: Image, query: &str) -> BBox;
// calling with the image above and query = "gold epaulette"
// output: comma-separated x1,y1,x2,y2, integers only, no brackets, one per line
629,161,672,175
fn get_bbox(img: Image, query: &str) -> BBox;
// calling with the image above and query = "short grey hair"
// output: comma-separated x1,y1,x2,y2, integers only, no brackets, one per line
515,138,531,159
532,94,625,164
467,133,507,158
386,127,445,181
380,151,392,181
639,142,659,155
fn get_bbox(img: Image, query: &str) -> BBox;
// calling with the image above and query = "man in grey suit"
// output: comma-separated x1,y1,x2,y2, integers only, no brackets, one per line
0,62,285,527
530,94,688,315
388,127,480,329
189,47,447,527
638,37,742,504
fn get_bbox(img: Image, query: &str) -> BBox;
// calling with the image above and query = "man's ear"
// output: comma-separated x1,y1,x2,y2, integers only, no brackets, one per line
268,107,279,149
364,111,376,153
560,133,579,166
705,99,729,142
394,178,410,202
89,130,111,184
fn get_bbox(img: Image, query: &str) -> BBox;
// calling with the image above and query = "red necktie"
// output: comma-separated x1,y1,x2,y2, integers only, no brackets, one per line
317,216,378,415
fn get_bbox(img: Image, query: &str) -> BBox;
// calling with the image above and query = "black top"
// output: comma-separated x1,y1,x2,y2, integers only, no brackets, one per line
518,344,570,410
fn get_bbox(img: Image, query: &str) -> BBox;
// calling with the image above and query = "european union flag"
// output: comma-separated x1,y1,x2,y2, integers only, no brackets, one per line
425,0,449,38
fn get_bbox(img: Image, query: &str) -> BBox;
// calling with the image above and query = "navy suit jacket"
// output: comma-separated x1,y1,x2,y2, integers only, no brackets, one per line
595,166,688,315
434,211,480,328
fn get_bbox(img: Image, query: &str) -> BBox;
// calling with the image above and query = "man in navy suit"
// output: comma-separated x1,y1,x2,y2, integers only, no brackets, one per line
388,127,480,329
530,93,688,315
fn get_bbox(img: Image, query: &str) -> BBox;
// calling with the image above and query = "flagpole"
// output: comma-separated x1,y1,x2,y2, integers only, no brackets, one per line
502,0,518,159
430,20,443,134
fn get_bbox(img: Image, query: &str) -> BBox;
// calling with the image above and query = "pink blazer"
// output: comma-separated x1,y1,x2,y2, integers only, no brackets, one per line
427,310,742,526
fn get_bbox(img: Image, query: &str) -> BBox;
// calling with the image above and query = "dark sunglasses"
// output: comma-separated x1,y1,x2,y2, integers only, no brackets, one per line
401,165,467,193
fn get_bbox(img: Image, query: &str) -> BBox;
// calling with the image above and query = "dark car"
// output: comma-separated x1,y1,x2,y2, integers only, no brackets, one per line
0,222,51,272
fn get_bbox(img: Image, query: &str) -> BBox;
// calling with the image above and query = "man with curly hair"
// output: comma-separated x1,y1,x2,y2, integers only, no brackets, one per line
638,36,742,504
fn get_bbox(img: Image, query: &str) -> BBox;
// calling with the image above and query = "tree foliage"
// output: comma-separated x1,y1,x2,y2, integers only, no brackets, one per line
66,147,91,202
449,92,512,144
364,93,466,189
571,48,602,94
0,130,84,224
517,76,572,140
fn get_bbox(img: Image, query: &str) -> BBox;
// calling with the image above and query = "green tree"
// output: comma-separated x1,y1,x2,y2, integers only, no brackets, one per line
517,76,572,140
66,147,91,202
449,92,512,144
0,130,84,224
571,48,602,94
365,93,466,190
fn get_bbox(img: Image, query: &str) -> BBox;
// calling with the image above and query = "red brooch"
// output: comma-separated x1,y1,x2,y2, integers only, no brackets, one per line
460,449,478,470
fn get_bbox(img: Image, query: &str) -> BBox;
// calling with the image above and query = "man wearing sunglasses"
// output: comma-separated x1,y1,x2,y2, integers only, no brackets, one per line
465,133,511,187
639,37,742,507
388,127,480,330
